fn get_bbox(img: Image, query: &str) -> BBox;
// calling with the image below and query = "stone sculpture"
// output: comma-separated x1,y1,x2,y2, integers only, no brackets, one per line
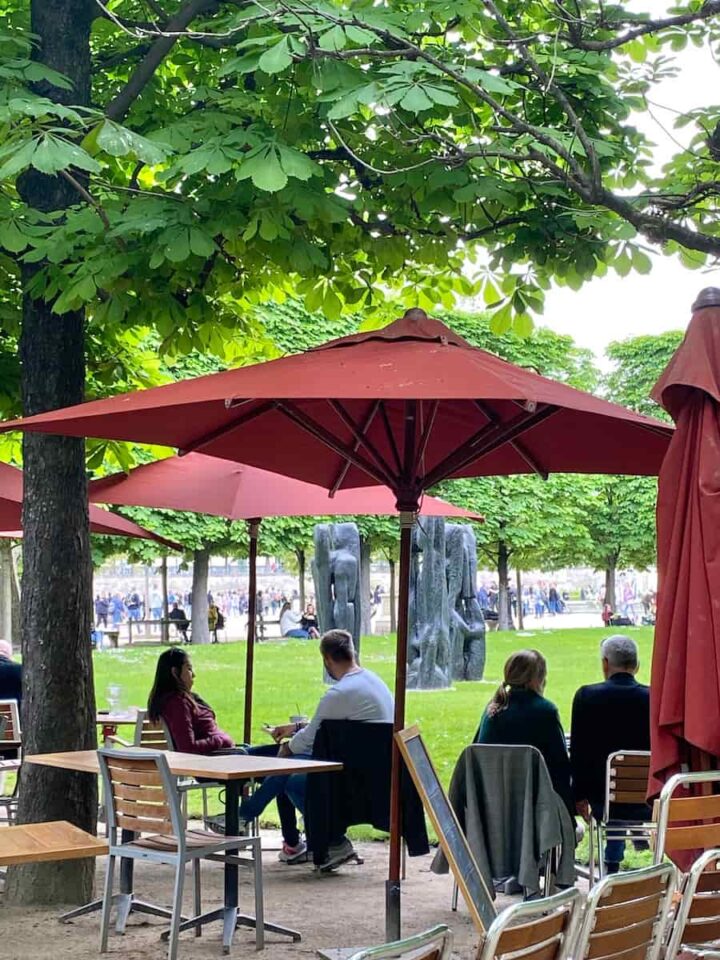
312,522,362,656
408,519,486,689
408,517,452,689
446,524,486,681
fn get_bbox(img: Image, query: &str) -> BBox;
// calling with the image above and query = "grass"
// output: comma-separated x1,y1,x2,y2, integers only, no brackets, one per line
93,625,654,865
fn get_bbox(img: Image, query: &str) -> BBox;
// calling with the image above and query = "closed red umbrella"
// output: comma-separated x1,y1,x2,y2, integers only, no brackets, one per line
650,289,720,805
89,451,483,740
2,309,672,937
0,460,178,546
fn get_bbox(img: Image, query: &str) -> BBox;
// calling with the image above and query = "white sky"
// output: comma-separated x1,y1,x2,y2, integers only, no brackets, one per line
537,18,719,359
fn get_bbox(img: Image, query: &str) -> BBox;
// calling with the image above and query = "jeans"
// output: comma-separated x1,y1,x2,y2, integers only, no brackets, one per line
241,744,309,847
285,628,310,639
592,802,651,866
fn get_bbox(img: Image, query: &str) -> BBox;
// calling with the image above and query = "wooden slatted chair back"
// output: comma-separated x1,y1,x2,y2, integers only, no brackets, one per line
477,889,581,960
98,749,182,840
0,700,20,745
347,925,453,960
605,752,651,815
132,710,170,750
665,849,720,958
572,863,676,960
653,772,720,863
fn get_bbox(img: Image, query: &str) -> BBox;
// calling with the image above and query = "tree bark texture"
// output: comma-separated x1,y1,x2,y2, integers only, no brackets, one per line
0,541,15,649
6,0,98,907
191,548,210,644
359,536,372,636
497,541,515,632
296,548,306,610
389,558,397,634
516,568,524,631
605,560,617,613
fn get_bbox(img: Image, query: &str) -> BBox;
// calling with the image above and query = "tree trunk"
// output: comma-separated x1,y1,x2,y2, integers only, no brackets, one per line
497,541,515,632
359,535,372,636
191,548,210,644
161,555,169,643
605,560,618,613
389,557,397,634
10,544,21,651
296,548,306,610
0,541,14,649
516,568,524,631
5,0,96,907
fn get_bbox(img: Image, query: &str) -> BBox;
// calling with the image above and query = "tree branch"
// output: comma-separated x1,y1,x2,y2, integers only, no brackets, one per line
565,0,720,51
59,170,111,230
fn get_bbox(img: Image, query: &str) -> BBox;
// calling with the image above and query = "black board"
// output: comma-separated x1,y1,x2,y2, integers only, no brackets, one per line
396,725,496,931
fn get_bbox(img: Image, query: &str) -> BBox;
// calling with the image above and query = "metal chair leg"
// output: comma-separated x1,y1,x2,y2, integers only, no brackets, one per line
451,881,459,912
99,855,116,953
192,860,202,938
253,836,265,951
167,861,186,960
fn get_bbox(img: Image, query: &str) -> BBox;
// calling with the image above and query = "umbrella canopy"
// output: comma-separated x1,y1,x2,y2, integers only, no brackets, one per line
3,310,671,500
0,460,178,547
88,452,484,521
649,288,720,800
1,309,672,938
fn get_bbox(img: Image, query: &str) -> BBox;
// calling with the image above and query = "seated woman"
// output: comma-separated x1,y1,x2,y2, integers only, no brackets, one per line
279,601,310,639
147,648,307,861
475,648,574,819
300,602,320,639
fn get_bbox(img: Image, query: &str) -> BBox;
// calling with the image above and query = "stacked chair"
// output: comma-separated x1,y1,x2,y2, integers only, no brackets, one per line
0,698,21,824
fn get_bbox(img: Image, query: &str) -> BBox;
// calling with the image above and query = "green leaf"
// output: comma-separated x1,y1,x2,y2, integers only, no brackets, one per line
0,219,28,253
93,120,167,165
400,85,435,113
189,227,216,258
258,38,292,75
0,139,36,179
513,313,534,337
318,26,347,52
237,149,287,192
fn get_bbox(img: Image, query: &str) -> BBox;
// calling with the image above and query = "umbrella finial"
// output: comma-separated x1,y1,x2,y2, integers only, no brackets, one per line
402,308,429,323
692,288,720,312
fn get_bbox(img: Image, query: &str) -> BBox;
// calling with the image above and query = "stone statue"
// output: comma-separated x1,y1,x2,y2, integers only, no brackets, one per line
408,517,451,688
446,524,486,681
312,522,362,656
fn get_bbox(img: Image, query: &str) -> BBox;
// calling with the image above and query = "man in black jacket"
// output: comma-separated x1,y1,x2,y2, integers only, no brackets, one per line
571,634,650,873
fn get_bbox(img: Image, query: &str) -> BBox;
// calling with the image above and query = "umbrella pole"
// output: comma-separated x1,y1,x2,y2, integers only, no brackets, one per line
161,556,169,644
386,510,415,942
243,519,261,744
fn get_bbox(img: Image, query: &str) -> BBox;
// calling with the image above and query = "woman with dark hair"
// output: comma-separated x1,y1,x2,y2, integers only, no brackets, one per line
476,649,573,816
147,647,233,754
147,648,307,861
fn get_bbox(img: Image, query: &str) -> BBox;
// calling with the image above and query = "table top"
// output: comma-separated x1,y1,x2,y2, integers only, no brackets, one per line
96,712,139,726
26,748,343,780
0,820,108,866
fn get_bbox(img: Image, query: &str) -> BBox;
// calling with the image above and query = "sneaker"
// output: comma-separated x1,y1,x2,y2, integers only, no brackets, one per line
278,840,309,864
315,836,356,871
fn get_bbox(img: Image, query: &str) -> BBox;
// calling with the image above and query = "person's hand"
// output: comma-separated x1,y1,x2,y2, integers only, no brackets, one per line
575,799,591,824
277,742,292,758
269,723,295,743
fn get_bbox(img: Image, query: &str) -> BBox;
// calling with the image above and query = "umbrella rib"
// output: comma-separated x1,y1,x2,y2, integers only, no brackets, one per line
474,400,549,479
329,401,381,497
379,401,403,476
412,400,440,480
275,401,395,488
178,400,278,456
421,405,558,487
327,400,397,485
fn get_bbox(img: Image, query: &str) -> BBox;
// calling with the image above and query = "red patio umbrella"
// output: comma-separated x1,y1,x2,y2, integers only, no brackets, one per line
0,460,178,546
1,309,672,937
649,288,720,804
89,452,483,741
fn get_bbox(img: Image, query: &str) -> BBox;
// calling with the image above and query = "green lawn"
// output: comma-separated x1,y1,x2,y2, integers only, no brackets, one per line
94,625,654,831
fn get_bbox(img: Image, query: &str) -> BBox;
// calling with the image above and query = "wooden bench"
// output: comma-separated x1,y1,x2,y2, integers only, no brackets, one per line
0,820,108,866
256,616,284,641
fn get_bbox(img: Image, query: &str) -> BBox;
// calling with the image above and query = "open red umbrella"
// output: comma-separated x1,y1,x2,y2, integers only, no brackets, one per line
649,288,720,804
1,309,672,937
89,452,483,741
0,461,178,547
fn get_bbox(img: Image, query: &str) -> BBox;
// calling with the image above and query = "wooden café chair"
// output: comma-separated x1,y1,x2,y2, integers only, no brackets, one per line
652,770,720,866
0,698,21,824
588,750,652,880
345,924,453,960
97,747,263,960
664,848,720,959
571,862,676,960
476,888,582,960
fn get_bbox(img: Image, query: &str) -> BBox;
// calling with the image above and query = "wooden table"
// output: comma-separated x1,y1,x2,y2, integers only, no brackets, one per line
27,749,342,950
0,820,107,866
96,712,138,745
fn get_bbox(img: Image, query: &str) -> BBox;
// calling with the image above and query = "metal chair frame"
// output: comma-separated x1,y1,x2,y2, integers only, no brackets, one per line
477,888,582,960
653,770,720,864
98,747,263,960
571,862,676,960
664,848,720,959
346,924,452,960
588,750,653,880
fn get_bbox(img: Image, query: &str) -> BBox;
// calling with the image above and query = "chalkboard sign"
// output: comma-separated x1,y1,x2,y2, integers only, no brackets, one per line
396,725,496,932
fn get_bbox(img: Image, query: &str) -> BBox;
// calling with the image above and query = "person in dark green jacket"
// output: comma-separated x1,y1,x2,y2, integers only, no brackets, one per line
476,648,574,818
